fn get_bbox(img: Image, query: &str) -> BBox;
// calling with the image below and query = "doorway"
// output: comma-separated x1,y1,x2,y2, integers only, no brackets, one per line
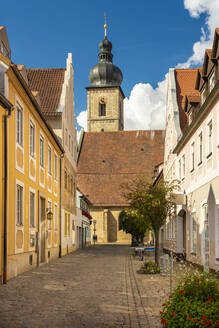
40,197,46,263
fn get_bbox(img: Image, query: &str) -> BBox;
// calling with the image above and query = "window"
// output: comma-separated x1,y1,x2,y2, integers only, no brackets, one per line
29,121,35,157
54,204,58,231
182,154,185,179
99,99,106,116
201,87,206,105
209,71,215,92
16,184,23,225
208,121,212,156
68,175,71,192
191,142,195,172
68,214,70,236
30,191,35,227
65,213,68,236
191,215,197,254
48,146,52,175
216,205,219,260
198,132,203,164
16,103,23,146
69,135,71,151
71,176,73,194
40,135,44,167
54,154,58,181
64,169,67,189
188,111,192,125
48,200,52,230
178,159,181,180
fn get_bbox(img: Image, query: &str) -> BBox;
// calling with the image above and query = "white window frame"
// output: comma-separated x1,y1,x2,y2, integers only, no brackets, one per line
29,119,35,158
191,142,195,172
207,120,213,157
209,71,215,93
201,87,206,105
29,188,35,228
54,153,58,181
16,182,24,226
40,134,45,167
48,144,52,175
198,131,203,165
191,212,197,254
16,100,24,147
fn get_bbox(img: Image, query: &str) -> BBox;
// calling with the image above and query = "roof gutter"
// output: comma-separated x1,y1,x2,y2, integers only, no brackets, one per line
0,93,14,284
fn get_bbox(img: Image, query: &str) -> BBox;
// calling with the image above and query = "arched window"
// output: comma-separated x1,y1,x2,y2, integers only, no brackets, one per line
99,98,106,116
118,211,126,231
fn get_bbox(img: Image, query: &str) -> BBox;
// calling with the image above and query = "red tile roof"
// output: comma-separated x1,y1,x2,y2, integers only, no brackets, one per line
27,68,65,114
77,130,165,206
175,69,199,131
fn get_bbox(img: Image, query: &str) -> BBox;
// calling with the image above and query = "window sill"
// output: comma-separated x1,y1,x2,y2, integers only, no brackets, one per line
190,252,197,256
198,161,202,167
190,168,194,173
30,154,35,160
16,224,23,227
206,152,212,160
181,178,185,182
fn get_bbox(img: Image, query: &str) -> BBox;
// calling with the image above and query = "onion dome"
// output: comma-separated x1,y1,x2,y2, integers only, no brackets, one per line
89,24,123,87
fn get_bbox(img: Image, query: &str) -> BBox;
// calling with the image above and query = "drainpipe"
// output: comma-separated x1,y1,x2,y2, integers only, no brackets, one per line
59,155,64,258
1,94,13,284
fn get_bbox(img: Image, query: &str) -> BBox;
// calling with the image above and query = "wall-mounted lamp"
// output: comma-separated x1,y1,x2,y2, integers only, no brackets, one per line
46,209,53,220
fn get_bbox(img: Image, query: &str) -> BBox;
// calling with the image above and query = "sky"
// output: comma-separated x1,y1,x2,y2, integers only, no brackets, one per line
1,0,219,133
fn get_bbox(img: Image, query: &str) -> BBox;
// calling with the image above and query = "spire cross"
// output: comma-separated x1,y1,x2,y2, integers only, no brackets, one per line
104,13,107,38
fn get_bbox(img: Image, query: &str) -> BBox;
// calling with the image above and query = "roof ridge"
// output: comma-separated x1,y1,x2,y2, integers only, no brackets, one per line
175,68,199,71
84,129,165,134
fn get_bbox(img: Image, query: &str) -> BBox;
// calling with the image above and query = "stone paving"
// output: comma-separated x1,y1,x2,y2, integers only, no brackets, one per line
0,245,165,328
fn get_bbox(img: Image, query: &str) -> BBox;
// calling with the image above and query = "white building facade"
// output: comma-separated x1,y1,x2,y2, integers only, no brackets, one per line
163,29,219,271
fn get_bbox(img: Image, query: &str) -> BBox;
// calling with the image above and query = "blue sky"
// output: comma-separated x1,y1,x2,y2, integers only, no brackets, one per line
1,0,218,130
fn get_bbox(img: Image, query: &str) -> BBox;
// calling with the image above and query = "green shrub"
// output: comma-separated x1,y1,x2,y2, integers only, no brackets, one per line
140,261,160,274
160,273,219,327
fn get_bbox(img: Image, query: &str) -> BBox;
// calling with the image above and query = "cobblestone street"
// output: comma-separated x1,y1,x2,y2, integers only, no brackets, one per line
0,245,163,328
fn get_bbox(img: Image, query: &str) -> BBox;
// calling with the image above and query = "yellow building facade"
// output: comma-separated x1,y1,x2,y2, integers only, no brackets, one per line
0,53,63,282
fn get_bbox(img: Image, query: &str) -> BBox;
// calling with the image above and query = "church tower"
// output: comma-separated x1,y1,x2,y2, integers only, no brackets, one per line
87,21,125,132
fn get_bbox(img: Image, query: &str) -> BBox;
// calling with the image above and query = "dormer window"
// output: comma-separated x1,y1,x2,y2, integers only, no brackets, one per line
201,87,206,105
188,110,192,125
99,98,106,116
209,71,215,93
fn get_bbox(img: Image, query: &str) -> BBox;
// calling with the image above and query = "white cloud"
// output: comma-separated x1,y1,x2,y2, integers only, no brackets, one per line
124,77,167,130
77,110,87,131
76,0,218,132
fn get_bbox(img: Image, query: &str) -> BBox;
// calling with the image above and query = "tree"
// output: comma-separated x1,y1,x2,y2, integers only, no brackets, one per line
119,209,150,245
121,176,175,265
